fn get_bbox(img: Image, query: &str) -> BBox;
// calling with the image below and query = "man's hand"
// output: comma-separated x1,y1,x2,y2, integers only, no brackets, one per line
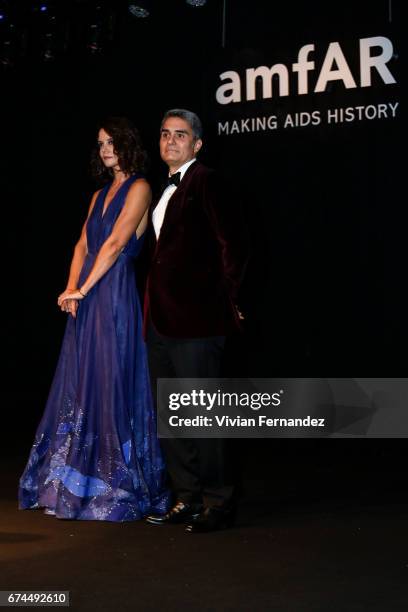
235,305,245,320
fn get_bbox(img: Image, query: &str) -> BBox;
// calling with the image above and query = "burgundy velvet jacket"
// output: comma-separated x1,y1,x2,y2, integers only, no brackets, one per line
143,161,248,338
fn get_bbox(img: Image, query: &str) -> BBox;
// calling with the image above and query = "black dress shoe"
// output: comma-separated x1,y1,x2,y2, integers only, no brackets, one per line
146,501,202,525
185,506,236,533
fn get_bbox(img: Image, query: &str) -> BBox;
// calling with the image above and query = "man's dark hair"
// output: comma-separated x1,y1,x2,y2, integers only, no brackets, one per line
91,116,148,181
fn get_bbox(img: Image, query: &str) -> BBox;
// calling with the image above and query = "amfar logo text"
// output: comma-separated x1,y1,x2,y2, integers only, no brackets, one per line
215,36,396,104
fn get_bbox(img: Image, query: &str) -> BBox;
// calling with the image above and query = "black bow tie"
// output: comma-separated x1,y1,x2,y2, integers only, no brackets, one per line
166,172,181,187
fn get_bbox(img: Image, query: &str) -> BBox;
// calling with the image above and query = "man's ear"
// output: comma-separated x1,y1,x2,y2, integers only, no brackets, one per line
193,139,203,155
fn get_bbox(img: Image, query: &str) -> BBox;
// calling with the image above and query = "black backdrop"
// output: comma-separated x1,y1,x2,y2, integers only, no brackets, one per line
2,1,405,466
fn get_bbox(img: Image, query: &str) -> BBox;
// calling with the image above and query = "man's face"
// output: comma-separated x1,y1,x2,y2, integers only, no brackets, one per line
160,116,202,172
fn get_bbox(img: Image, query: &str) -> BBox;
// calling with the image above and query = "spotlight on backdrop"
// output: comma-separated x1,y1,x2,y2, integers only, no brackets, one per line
41,16,58,61
0,24,17,67
86,3,116,56
185,0,207,6
86,4,105,54
31,2,60,61
31,2,50,15
0,0,8,24
128,1,151,18
0,4,26,68
0,0,10,25
87,22,103,53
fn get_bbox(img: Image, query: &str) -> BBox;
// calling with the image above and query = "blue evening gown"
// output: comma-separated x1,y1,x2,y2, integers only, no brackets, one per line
19,174,170,521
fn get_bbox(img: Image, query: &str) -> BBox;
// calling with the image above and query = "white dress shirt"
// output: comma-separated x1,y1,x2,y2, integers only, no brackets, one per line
152,158,197,238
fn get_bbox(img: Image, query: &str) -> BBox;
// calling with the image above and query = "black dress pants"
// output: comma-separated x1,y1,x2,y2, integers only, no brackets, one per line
147,320,235,508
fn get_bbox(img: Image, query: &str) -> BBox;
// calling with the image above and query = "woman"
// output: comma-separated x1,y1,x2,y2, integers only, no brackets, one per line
19,117,170,521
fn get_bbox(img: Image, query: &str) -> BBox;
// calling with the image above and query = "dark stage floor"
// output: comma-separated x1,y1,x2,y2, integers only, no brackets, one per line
2,445,408,611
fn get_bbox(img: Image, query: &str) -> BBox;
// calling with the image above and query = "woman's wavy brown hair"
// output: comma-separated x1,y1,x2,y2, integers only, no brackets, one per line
91,116,148,181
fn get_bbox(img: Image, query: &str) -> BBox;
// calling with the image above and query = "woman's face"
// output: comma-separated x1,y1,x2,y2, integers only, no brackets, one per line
98,128,120,170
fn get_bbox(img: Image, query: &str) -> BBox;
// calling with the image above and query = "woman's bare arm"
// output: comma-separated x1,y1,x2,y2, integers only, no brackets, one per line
58,179,151,307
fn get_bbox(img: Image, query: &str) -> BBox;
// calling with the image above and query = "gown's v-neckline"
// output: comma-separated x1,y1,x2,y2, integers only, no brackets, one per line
101,178,130,219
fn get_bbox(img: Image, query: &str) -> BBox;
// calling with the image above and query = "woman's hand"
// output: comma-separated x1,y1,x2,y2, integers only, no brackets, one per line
58,289,84,318
62,298,79,318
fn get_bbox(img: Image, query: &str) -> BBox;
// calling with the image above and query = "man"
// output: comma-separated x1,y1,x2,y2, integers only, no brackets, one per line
144,109,248,533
